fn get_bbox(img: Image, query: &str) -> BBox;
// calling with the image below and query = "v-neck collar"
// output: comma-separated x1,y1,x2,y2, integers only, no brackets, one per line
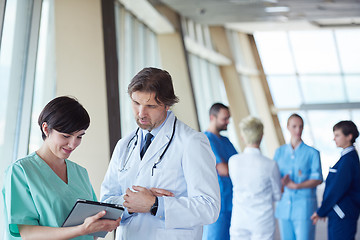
33,152,71,186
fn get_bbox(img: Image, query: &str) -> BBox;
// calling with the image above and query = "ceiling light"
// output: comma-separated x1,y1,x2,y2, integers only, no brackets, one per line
265,6,290,13
263,0,278,3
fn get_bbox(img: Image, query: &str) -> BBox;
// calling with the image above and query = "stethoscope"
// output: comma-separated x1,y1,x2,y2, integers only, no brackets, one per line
119,117,177,176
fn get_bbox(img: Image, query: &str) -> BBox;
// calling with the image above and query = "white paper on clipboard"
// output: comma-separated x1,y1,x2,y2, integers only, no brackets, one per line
62,199,124,238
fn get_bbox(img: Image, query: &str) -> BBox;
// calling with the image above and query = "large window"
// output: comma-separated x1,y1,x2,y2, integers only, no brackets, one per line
183,19,239,149
115,3,161,137
0,0,55,236
188,53,228,129
255,29,360,178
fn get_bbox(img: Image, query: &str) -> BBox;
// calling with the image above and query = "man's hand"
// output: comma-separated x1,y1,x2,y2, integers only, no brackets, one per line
150,188,174,197
123,186,156,213
216,162,229,176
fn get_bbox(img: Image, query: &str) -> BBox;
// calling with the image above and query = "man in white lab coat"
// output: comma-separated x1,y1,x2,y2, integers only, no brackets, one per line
101,67,220,240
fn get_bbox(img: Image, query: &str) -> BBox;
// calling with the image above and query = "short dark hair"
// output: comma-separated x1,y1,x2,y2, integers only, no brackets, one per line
287,113,304,126
333,120,359,144
209,103,229,116
38,96,90,140
128,67,179,106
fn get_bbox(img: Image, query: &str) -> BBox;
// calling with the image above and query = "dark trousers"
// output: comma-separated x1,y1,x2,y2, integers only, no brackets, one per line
328,215,358,240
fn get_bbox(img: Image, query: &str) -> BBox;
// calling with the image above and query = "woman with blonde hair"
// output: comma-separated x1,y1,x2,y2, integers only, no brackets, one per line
228,116,281,240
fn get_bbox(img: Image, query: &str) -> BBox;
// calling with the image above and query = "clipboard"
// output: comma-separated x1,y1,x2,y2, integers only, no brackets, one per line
62,199,124,238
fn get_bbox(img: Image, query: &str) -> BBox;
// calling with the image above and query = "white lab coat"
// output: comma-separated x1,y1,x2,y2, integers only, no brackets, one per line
101,112,220,240
228,148,281,240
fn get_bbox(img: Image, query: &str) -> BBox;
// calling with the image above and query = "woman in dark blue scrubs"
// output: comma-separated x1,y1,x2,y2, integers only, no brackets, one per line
312,120,360,240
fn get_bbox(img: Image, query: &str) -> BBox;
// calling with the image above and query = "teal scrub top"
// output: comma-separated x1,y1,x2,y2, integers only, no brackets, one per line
274,142,323,220
2,152,97,240
204,131,237,212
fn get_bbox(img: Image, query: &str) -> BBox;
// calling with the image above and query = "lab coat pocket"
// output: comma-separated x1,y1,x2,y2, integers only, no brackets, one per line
156,228,194,240
152,168,178,192
117,168,133,191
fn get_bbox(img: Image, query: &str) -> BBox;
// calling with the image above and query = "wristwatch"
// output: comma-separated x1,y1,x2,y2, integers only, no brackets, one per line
150,196,158,216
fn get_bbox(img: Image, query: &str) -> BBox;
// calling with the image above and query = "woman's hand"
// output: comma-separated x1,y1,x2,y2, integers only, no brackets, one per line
18,212,121,240
81,211,121,236
311,212,325,225
281,174,290,186
285,179,299,189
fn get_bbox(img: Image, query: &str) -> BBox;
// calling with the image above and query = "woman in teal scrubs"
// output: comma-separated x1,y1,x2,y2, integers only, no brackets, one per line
274,113,323,240
2,96,120,240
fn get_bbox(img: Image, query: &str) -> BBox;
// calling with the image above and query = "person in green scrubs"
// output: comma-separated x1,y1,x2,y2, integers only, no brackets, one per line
2,96,120,240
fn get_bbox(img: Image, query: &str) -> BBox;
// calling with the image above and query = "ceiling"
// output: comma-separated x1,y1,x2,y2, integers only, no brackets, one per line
154,0,360,32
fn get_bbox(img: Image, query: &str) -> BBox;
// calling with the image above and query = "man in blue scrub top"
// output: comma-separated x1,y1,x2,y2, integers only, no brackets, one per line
274,113,323,240
203,103,238,240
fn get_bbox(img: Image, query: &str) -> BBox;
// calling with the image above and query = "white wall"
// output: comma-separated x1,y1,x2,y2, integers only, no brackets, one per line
54,0,111,226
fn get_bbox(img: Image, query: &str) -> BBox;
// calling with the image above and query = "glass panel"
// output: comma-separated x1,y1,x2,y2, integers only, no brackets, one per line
351,110,360,130
229,31,248,74
0,0,42,237
255,29,360,180
0,1,23,237
0,0,5,41
29,0,56,153
145,28,159,66
195,23,205,45
189,53,239,150
121,12,137,136
0,0,30,164
254,32,295,75
135,21,145,70
115,5,161,137
335,29,360,74
267,75,302,107
299,75,345,104
188,54,205,129
352,110,360,152
344,75,360,102
239,75,258,116
289,31,340,74
307,110,350,178
209,63,228,104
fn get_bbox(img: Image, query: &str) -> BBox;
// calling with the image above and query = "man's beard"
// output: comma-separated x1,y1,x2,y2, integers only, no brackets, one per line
216,125,227,132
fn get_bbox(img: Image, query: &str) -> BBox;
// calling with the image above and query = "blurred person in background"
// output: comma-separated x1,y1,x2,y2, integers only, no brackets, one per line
203,103,238,240
229,116,281,240
312,120,360,240
274,113,323,240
